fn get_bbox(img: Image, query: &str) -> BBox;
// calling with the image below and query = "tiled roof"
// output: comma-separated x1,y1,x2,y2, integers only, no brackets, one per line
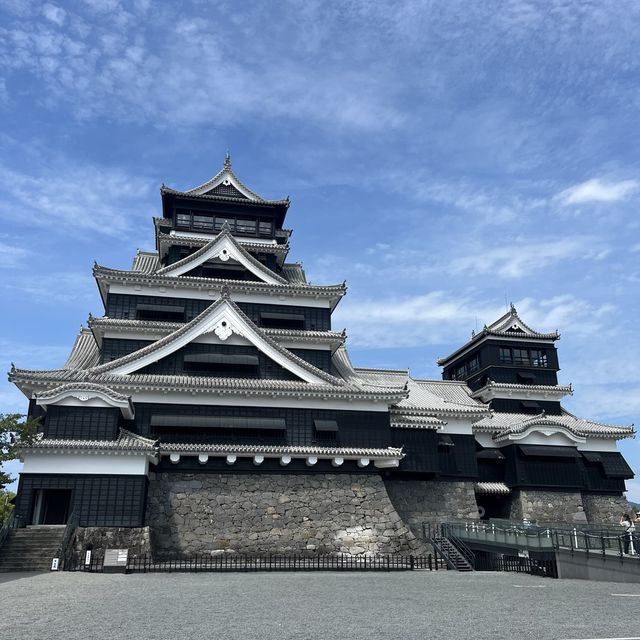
161,442,403,458
395,379,489,416
282,263,307,285
475,482,511,495
93,264,346,300
131,251,160,274
473,381,573,395
10,368,407,402
18,429,158,454
473,410,635,441
332,348,409,394
161,186,289,207
161,155,289,206
63,329,100,370
390,414,446,429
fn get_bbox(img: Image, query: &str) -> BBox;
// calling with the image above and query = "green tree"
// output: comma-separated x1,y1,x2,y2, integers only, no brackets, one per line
0,490,15,526
0,413,39,491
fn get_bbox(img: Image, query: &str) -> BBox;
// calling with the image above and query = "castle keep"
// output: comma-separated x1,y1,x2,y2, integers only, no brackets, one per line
8,157,635,556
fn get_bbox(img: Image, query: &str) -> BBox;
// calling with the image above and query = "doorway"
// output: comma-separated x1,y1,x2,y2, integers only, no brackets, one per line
32,489,72,525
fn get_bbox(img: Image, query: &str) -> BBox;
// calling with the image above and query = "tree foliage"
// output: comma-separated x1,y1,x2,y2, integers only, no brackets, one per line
0,413,39,490
0,490,15,526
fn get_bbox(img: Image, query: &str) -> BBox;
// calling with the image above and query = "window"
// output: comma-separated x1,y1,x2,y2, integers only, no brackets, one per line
176,213,191,228
499,347,512,364
259,221,273,235
468,355,480,374
512,348,530,365
192,215,214,231
236,218,257,234
531,349,548,367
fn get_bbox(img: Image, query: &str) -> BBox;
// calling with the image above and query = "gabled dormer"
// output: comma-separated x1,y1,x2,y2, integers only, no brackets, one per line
160,155,290,241
439,304,563,414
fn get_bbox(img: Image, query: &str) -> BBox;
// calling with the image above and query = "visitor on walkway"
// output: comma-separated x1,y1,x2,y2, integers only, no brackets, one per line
620,513,635,554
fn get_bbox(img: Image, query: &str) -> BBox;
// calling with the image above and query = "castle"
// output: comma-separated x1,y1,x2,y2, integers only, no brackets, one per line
9,157,635,556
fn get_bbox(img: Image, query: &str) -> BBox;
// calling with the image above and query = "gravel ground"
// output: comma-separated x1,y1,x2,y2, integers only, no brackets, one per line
1,570,639,640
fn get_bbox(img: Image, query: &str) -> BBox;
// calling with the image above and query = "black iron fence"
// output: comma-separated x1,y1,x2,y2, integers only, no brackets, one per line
475,554,558,578
63,553,444,573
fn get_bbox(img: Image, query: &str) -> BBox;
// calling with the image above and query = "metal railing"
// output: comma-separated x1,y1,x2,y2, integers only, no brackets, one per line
441,523,476,568
475,554,558,578
445,520,640,559
422,523,475,570
64,553,443,573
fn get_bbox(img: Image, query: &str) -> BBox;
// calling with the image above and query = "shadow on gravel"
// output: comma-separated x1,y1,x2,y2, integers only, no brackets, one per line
0,572,45,584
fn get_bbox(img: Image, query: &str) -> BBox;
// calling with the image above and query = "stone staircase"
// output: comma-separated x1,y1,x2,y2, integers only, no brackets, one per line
427,528,475,572
0,527,65,572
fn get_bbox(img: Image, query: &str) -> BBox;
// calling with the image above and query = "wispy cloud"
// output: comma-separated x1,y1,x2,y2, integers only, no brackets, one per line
0,160,153,237
556,178,639,205
451,236,609,279
0,240,30,269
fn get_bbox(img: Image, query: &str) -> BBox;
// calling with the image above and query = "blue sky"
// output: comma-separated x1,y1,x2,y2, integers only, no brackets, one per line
1,1,639,497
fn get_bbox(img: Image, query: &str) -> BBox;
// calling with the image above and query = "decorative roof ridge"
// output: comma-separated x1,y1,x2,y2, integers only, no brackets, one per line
154,225,288,284
88,294,343,385
36,381,130,403
93,264,346,295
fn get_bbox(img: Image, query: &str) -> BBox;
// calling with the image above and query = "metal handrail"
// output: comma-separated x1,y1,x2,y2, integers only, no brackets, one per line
445,519,640,558
441,523,476,568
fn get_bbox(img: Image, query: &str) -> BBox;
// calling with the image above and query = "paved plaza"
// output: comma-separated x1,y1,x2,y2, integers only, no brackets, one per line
1,570,639,640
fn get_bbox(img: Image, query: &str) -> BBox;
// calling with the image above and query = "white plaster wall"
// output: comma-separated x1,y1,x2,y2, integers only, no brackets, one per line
22,453,149,476
440,418,475,435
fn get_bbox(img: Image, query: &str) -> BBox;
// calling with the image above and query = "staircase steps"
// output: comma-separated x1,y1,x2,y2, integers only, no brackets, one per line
432,535,474,572
0,527,65,572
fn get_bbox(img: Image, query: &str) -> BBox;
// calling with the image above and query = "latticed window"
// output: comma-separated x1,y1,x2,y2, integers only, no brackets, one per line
499,347,512,364
512,348,529,365
530,349,548,367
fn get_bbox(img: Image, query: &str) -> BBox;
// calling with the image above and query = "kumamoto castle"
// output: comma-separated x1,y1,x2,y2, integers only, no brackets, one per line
4,156,636,568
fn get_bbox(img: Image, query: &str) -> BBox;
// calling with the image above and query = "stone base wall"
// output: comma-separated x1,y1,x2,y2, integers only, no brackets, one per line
384,479,480,536
582,493,634,525
146,473,428,557
73,527,151,558
507,490,587,523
